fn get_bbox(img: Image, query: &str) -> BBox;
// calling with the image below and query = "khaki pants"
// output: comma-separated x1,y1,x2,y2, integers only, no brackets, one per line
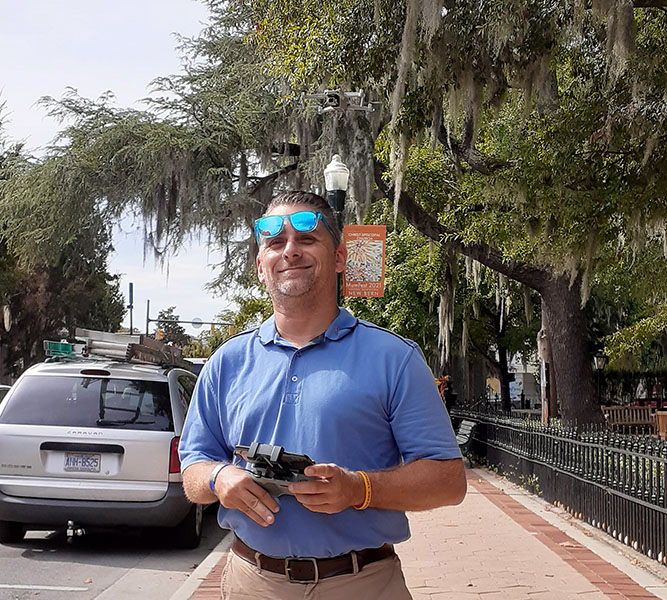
221,549,413,600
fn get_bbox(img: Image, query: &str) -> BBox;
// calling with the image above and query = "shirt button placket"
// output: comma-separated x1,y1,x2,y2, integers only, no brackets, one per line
284,351,302,404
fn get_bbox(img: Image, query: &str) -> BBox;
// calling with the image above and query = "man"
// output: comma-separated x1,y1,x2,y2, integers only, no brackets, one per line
179,190,466,599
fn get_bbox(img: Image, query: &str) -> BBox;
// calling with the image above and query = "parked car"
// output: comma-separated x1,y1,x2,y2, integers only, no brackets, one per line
0,385,10,404
0,330,202,547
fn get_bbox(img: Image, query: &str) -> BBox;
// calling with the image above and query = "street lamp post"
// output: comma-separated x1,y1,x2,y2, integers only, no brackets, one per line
324,155,350,304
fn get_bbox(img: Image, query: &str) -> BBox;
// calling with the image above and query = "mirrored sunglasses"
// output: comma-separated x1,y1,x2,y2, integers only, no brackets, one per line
254,210,335,244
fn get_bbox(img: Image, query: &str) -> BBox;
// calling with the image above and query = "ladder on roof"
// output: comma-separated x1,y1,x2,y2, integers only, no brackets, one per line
44,329,193,370
76,328,192,368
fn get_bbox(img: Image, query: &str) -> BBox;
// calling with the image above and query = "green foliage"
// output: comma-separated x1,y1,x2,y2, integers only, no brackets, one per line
0,241,21,307
184,323,229,358
0,150,93,269
183,299,272,357
0,223,125,376
20,3,319,289
462,269,541,364
345,199,440,362
36,92,229,253
346,197,540,371
605,306,667,371
0,120,125,376
252,0,404,91
234,293,273,331
244,0,667,424
4,0,664,417
251,0,667,278
156,306,191,347
48,214,126,336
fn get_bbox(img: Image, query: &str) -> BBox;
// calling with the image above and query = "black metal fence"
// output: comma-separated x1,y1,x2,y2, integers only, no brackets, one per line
452,409,667,566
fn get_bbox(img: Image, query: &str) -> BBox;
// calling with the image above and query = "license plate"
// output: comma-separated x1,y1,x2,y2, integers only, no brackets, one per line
64,452,101,473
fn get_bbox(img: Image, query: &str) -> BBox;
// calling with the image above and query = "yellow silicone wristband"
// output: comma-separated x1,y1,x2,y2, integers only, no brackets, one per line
353,470,372,510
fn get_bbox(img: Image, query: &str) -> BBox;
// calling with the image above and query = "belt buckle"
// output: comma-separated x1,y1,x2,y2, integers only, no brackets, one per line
285,557,319,584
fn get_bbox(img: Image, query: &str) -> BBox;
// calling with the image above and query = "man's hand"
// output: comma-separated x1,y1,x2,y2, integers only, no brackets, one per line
289,464,365,514
214,466,280,527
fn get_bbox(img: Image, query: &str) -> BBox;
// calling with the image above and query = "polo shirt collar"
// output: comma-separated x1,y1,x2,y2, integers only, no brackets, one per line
258,308,358,346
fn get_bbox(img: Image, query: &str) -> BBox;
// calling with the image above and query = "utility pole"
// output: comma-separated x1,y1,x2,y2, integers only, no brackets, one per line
127,282,134,334
146,299,150,335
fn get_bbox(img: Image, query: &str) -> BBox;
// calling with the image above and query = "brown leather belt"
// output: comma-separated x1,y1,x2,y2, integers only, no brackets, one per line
231,536,395,583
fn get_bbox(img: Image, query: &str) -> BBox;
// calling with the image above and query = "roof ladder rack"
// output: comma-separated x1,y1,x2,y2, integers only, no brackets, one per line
73,328,191,369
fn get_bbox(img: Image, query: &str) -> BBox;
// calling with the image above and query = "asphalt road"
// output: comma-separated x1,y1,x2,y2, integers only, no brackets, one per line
0,509,227,600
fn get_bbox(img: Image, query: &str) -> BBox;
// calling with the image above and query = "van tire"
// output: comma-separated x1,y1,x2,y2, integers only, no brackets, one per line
172,504,203,549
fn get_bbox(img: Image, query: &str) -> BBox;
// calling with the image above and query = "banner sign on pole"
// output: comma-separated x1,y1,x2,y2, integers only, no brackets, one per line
342,225,386,298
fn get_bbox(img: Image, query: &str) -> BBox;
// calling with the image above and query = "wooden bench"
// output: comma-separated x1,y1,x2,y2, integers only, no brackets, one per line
656,412,667,440
456,419,476,466
602,405,656,431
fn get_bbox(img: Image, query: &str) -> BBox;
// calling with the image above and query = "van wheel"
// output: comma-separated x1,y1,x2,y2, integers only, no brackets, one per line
0,520,25,544
172,504,203,549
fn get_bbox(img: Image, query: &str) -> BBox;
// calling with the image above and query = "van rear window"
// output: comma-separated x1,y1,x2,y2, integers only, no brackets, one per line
0,375,173,431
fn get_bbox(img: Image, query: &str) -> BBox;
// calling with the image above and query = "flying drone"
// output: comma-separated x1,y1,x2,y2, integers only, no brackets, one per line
303,89,376,114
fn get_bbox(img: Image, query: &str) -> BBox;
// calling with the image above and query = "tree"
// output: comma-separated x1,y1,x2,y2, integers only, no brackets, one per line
0,227,126,377
155,307,191,347
246,0,667,425
348,197,541,411
0,118,125,378
596,241,667,371
16,1,667,426
33,3,293,286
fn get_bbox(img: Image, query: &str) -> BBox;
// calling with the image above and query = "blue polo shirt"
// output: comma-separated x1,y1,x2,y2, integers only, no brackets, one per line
179,308,460,558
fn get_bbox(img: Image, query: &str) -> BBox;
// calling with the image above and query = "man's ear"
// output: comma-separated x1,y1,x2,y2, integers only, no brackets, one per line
256,254,265,283
335,243,347,274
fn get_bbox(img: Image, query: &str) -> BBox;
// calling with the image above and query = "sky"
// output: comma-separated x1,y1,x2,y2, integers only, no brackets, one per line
0,0,232,336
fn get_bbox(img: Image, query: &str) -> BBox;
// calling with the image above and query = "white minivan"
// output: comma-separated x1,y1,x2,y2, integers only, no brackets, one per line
0,331,202,547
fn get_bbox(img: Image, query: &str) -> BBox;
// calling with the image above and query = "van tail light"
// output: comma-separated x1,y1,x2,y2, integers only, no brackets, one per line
170,437,182,473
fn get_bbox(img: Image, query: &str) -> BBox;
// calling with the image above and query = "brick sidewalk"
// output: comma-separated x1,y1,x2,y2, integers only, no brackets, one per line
186,470,665,600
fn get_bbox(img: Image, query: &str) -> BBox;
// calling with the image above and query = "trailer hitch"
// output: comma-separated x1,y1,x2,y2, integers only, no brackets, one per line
66,520,86,543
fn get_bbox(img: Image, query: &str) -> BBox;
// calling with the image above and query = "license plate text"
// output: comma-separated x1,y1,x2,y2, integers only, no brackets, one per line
64,452,101,473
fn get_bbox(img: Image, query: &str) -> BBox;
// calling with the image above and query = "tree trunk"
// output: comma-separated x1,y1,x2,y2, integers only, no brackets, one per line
537,302,559,421
498,345,512,413
544,326,559,420
374,161,604,426
541,274,604,427
537,323,550,422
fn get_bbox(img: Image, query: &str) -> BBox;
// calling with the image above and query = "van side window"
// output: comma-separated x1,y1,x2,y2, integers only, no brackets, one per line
178,375,196,407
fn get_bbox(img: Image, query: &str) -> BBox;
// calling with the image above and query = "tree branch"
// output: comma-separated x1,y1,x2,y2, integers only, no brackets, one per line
248,162,298,198
437,123,509,176
373,159,551,293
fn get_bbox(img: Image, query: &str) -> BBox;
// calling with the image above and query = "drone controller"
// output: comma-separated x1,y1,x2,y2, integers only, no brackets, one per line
234,443,315,497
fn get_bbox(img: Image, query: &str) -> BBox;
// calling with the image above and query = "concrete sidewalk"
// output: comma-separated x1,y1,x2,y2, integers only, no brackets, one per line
170,468,667,600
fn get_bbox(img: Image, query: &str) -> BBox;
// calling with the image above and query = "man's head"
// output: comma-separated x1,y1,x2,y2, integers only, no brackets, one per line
255,191,345,308
258,191,341,248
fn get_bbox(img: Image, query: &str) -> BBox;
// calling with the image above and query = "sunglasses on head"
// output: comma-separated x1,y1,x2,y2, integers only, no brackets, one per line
254,210,335,244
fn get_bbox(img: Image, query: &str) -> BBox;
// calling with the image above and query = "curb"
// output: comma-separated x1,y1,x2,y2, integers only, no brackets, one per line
169,531,233,600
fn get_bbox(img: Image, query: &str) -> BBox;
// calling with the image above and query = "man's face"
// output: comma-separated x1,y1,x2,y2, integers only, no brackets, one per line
256,204,346,304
